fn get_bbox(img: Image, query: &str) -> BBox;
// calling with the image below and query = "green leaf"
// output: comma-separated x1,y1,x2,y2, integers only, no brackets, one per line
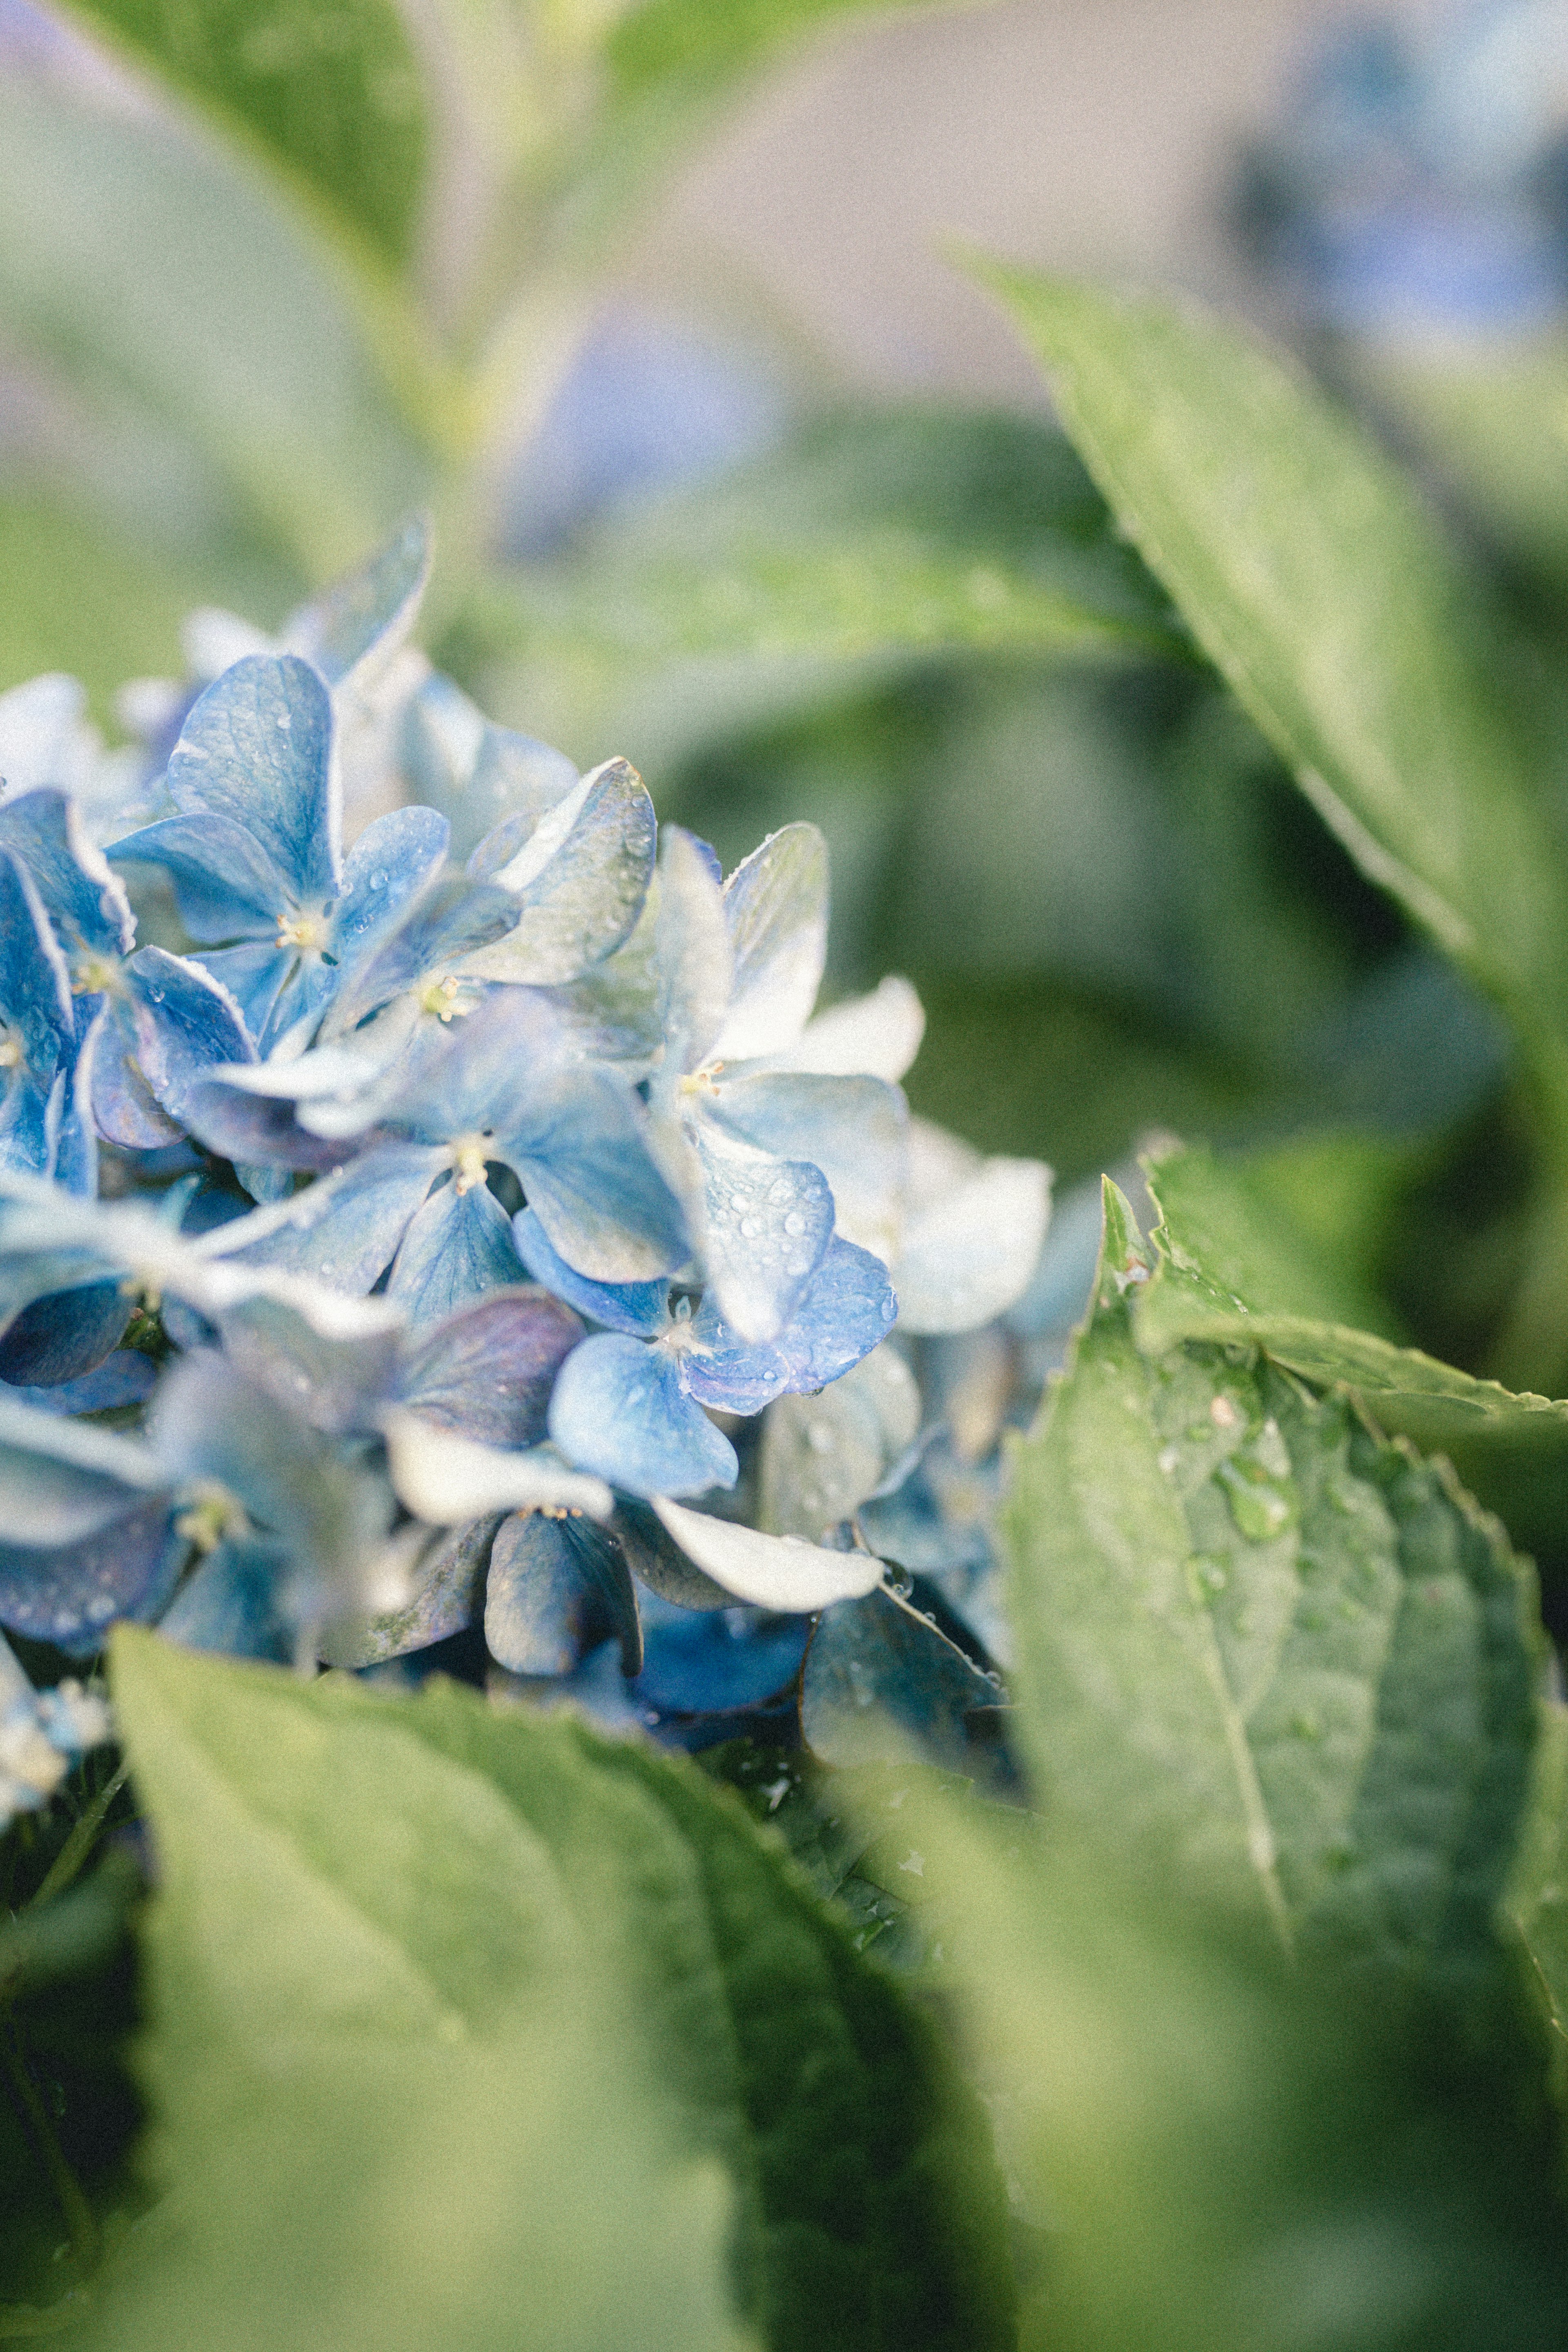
0,497,204,715
96,1631,1014,2352
978,266,1568,1045
1134,1152,1568,1566
470,410,1186,768
1508,1698,1568,2078
1004,1182,1542,1984
56,0,429,276
0,81,431,586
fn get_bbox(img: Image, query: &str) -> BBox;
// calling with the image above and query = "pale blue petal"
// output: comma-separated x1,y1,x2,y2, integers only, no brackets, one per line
180,1068,355,1172
331,804,449,971
770,1236,898,1392
689,1116,833,1344
319,875,518,1041
707,1068,906,1264
0,848,73,1076
457,759,656,986
120,947,255,1136
52,1002,101,1197
0,1496,182,1655
167,654,338,902
483,1510,641,1677
402,670,578,865
151,1353,374,1572
192,941,295,1041
510,1206,668,1336
89,998,183,1149
285,514,429,688
386,986,565,1140
396,1285,584,1445
548,1332,736,1500
159,1535,294,1662
500,1068,688,1283
0,785,134,958
224,1144,443,1290
107,811,287,940
713,822,828,1062
655,826,732,1076
387,1178,526,1328
0,1398,166,1545
215,1292,403,1436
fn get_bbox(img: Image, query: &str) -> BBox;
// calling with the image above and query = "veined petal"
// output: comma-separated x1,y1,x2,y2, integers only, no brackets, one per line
651,1498,883,1612
121,948,256,1138
0,785,134,958
712,822,828,1062
548,1334,736,1500
107,812,288,941
484,1510,642,1678
655,826,732,1076
331,804,449,971
0,1496,181,1655
500,1067,688,1284
707,1067,907,1264
374,982,565,1141
386,1177,527,1329
897,1155,1053,1334
381,1411,611,1523
767,974,926,1084
771,1236,899,1391
396,1286,584,1446
316,875,519,1044
218,1144,443,1291
90,999,183,1148
689,1116,833,1344
458,759,655,987
283,513,429,691
510,1207,669,1337
167,654,339,903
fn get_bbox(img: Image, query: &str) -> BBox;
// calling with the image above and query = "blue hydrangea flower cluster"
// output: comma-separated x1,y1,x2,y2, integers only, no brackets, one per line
0,518,1058,1816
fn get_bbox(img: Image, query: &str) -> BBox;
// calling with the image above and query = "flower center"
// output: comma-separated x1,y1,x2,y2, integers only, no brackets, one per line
450,1135,489,1193
0,1035,20,1071
174,1483,251,1555
417,974,467,1023
276,909,330,953
72,952,119,996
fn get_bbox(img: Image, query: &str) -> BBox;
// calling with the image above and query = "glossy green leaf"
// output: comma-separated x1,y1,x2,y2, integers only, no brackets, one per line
57,0,429,274
471,411,1186,767
980,266,1568,1040
99,1630,1014,2352
1004,1183,1542,1981
0,82,430,586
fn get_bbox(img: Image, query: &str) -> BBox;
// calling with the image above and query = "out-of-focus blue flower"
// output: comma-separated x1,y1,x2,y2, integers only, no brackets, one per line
0,1628,111,1833
517,1205,895,1499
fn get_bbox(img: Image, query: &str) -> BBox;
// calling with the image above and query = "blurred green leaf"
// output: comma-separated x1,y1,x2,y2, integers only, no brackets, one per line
97,1631,1014,2352
1508,1698,1568,2077
56,0,429,275
1005,1182,1542,1984
471,410,1186,766
0,81,430,585
0,497,202,711
980,267,1568,1050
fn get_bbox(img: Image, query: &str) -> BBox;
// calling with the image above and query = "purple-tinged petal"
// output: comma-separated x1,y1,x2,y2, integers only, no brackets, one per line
484,1510,642,1677
106,812,288,940
386,1178,526,1329
769,1236,898,1392
396,1285,584,1446
220,1145,443,1290
0,785,134,958
0,1496,183,1656
713,822,827,1062
548,1332,736,1500
510,1207,669,1337
166,653,339,901
159,1535,294,1663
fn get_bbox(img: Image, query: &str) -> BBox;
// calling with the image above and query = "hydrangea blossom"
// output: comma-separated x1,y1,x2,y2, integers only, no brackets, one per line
0,516,1054,1784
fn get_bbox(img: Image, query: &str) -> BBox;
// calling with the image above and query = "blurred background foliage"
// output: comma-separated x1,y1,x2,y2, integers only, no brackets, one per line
2,0,1568,1435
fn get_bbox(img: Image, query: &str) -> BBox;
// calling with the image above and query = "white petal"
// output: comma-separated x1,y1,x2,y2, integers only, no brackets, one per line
652,1497,883,1612
382,1411,612,1526
768,975,926,1083
896,1157,1053,1334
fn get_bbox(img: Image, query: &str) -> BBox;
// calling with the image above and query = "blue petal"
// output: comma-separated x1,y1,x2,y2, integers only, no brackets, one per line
770,1236,898,1393
120,946,256,1134
800,1584,998,1767
285,514,429,688
150,1353,372,1573
499,1069,688,1283
483,1509,641,1676
106,812,288,940
215,1292,403,1436
713,822,828,1062
385,986,566,1140
0,848,73,1077
89,999,183,1149
319,875,519,1042
706,1069,906,1264
548,1332,736,1500
402,670,577,865
159,1535,295,1662
387,1178,527,1328
192,941,296,1041
0,1277,129,1387
0,1496,183,1656
1,1350,156,1414
688,1116,833,1343
0,1399,166,1545
166,654,338,904
655,826,732,1076
676,1307,787,1417
396,1285,584,1445
0,1070,56,1184
630,1590,808,1716
510,1206,668,1336
0,786,134,958
224,1145,443,1290
457,759,656,985
330,804,449,971
52,1004,101,1197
